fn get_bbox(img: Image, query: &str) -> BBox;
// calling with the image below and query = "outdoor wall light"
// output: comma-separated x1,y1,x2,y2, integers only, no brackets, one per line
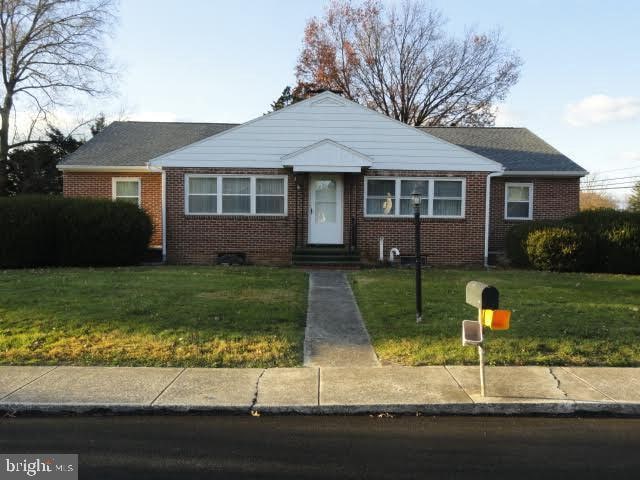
411,191,422,208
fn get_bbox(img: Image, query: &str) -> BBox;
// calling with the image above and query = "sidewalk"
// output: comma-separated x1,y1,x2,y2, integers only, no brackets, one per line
1,365,639,415
304,272,379,367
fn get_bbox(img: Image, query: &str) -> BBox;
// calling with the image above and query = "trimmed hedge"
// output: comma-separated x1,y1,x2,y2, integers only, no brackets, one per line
505,220,557,268
0,195,152,268
505,209,640,274
525,226,593,272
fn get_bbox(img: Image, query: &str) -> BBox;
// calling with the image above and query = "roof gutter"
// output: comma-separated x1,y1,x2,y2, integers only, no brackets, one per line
57,165,151,172
484,171,504,268
503,170,588,177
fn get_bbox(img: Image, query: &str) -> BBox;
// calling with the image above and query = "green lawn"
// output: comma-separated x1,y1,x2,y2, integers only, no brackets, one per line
0,266,307,367
351,269,640,366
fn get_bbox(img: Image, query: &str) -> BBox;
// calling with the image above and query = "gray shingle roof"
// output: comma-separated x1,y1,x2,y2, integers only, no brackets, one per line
60,121,586,174
59,121,238,167
421,127,586,173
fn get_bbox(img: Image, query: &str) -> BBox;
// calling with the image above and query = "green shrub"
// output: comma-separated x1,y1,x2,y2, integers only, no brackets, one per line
506,209,640,273
525,226,592,272
505,220,558,267
0,195,152,268
56,199,152,266
0,195,62,267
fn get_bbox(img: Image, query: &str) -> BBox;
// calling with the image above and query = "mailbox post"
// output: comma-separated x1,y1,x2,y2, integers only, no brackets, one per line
463,281,503,397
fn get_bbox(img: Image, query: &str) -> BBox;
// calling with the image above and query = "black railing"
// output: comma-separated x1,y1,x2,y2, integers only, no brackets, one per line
349,216,358,252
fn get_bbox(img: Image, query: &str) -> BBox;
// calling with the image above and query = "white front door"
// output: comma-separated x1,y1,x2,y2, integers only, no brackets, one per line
308,174,343,244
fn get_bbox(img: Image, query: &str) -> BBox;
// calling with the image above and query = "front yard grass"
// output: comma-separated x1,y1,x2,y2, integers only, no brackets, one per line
0,266,307,367
351,269,640,366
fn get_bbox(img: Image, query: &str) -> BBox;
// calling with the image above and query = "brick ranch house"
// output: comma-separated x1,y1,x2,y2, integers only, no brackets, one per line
58,91,587,266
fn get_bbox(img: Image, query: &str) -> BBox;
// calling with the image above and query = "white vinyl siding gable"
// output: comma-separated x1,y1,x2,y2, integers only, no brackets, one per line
505,182,533,220
364,177,465,219
184,174,287,216
150,92,502,172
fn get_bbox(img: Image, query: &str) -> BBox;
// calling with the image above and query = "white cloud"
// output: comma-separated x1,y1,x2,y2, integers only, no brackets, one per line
126,111,178,122
621,151,640,162
565,94,640,127
494,104,523,126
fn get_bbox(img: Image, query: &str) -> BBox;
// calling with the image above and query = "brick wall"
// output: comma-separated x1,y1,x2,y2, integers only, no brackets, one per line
63,168,580,266
349,171,488,266
489,176,580,252
62,171,163,247
165,167,300,265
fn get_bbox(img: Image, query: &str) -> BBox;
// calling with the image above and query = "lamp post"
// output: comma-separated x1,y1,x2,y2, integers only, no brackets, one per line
411,189,423,323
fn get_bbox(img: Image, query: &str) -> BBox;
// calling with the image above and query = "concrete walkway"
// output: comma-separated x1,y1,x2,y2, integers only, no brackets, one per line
304,271,379,367
1,365,639,415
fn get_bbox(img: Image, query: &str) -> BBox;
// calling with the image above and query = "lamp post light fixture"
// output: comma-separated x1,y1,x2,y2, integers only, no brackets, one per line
411,189,423,323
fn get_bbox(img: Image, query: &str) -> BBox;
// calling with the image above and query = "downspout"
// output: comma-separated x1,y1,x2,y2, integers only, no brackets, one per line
161,169,167,262
484,171,504,268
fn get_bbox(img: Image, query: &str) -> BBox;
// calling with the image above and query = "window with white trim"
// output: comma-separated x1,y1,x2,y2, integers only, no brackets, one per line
187,176,217,213
364,177,465,218
112,178,140,206
433,180,463,217
505,183,533,220
185,175,287,216
256,177,286,214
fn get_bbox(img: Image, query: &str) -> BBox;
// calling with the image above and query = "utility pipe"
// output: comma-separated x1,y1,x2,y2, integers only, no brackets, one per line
484,171,504,268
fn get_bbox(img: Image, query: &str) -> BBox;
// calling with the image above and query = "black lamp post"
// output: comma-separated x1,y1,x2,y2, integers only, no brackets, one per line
411,189,423,323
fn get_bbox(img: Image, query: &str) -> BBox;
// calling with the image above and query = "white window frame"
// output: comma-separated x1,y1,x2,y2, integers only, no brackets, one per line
504,182,533,220
364,176,466,219
185,174,218,215
184,174,288,216
112,177,141,206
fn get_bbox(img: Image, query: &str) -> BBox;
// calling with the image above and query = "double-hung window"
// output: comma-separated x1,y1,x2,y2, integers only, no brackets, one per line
112,178,141,206
433,180,463,217
505,183,533,220
256,178,286,214
400,180,429,215
187,176,217,214
185,175,287,216
364,177,465,218
365,179,396,215
222,178,251,214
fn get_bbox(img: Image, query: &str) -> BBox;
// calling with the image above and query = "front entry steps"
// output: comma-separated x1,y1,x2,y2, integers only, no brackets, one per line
292,245,361,267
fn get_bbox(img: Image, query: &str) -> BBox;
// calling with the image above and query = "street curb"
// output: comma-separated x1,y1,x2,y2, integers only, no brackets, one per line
3,402,640,417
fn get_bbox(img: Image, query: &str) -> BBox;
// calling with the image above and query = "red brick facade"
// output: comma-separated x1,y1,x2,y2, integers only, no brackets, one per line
164,168,488,266
165,167,299,265
62,171,163,247
489,176,581,253
348,171,488,265
62,169,581,266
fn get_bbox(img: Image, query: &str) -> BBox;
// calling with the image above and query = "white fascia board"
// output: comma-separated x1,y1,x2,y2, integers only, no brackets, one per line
292,165,364,173
502,170,588,177
153,159,284,168
369,164,504,172
57,165,152,172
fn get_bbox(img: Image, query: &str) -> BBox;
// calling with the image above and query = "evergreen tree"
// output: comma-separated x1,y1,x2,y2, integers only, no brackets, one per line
7,127,83,195
629,181,640,212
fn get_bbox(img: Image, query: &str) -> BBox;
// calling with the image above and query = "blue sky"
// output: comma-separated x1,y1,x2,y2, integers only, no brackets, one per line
88,0,639,198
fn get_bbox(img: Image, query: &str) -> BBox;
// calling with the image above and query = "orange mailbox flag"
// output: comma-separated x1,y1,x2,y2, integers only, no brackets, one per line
481,309,511,330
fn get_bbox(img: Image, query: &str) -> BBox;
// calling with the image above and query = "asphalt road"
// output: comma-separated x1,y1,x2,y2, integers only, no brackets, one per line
1,415,639,479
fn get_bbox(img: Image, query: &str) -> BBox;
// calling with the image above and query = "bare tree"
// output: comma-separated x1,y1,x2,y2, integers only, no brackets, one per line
0,0,116,195
580,191,618,210
296,0,522,126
